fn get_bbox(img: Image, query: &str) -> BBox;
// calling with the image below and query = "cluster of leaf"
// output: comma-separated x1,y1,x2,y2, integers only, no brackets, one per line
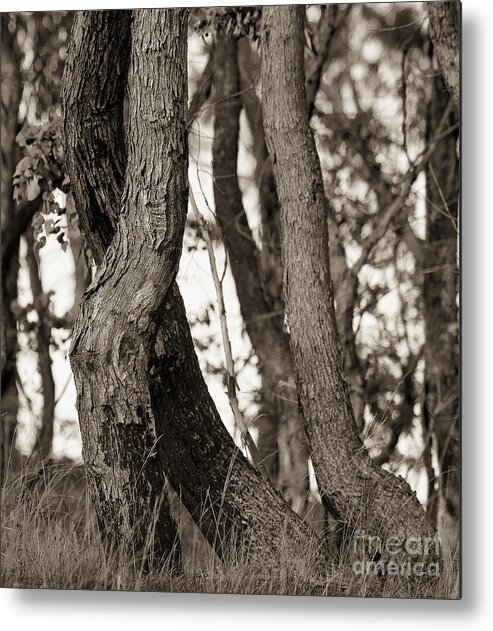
192,7,261,42
13,118,73,252
13,119,65,201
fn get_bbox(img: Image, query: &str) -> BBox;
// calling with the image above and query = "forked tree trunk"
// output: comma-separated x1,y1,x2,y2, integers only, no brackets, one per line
64,10,184,568
424,70,459,525
63,10,324,569
261,6,437,560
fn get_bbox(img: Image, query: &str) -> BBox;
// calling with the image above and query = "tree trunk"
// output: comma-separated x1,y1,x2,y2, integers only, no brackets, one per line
1,14,23,481
211,34,310,513
424,70,460,526
64,10,183,568
62,10,323,569
261,6,437,560
427,2,460,109
25,227,56,461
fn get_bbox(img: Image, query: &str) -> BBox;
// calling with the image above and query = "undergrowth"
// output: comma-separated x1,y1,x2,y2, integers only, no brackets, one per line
1,460,459,598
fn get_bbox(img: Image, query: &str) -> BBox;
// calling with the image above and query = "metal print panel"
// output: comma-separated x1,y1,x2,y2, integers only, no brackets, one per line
0,2,460,598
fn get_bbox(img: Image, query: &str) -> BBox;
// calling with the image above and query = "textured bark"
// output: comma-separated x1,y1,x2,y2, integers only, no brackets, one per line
62,10,323,568
211,35,309,513
427,2,460,109
25,228,56,461
261,6,437,558
63,10,182,567
424,71,459,523
238,21,366,482
62,12,130,263
1,15,23,480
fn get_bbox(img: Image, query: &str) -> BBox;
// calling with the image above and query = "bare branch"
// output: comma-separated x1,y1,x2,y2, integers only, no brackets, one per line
189,189,268,480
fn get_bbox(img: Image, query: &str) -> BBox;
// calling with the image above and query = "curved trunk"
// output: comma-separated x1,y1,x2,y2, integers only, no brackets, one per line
64,10,183,568
62,10,324,568
261,6,437,561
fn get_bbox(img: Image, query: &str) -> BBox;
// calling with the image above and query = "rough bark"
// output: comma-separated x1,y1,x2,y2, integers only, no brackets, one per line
261,6,437,559
427,2,460,109
423,71,459,523
238,17,366,472
211,34,309,513
1,14,23,480
25,227,56,461
62,10,323,568
63,10,182,568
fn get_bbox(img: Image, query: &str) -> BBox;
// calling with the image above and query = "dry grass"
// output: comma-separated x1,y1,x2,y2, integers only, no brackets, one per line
1,460,459,598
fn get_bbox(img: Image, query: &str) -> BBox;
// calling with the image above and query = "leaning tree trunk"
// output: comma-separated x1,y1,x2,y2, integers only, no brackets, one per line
1,15,23,481
261,6,437,562
423,70,460,528
427,1,460,109
62,10,324,569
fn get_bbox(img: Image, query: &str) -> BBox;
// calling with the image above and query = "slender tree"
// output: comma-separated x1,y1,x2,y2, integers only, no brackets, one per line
210,34,309,512
25,227,56,461
261,5,437,558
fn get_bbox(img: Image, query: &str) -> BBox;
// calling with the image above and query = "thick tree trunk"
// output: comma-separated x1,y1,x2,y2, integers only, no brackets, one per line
1,15,23,481
63,10,323,569
424,71,460,525
211,35,309,513
427,2,460,109
25,228,56,461
261,6,437,561
64,10,183,568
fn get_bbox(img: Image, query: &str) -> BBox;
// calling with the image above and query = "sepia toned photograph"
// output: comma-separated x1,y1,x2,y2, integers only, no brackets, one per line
1,2,460,599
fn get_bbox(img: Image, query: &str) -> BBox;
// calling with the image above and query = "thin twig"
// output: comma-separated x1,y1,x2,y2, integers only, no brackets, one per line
189,189,268,480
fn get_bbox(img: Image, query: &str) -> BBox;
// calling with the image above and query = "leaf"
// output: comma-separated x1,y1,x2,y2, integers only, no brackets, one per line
32,212,45,230
13,156,33,178
26,177,41,201
44,218,55,235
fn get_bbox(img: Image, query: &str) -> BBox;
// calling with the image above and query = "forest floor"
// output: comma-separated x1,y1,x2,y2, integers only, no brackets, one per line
1,459,460,599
